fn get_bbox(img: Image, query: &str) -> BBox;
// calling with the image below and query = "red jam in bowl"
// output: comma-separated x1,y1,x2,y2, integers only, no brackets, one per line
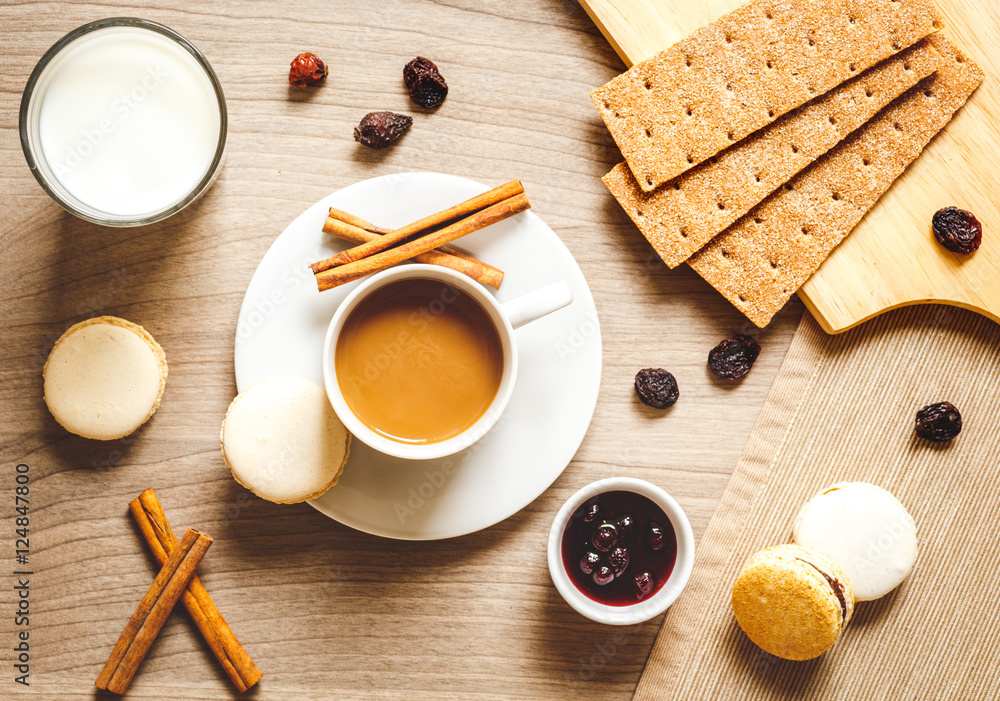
561,490,677,606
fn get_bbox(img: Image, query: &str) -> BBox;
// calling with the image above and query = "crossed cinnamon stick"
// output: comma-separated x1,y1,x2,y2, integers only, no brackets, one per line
95,489,262,694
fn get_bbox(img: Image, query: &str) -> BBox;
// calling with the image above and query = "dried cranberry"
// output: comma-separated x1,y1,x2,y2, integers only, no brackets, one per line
915,401,962,442
932,206,982,255
634,368,679,409
592,523,618,552
580,551,601,576
615,514,635,538
354,111,413,148
708,334,761,380
608,546,631,576
634,571,655,600
288,52,328,87
579,502,601,523
648,522,667,552
593,565,615,586
403,56,448,108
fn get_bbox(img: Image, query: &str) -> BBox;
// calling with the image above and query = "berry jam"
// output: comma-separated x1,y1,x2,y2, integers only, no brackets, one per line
561,490,677,606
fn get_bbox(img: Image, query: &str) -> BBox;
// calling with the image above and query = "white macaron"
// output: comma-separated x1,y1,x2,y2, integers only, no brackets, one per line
221,377,350,504
792,482,917,601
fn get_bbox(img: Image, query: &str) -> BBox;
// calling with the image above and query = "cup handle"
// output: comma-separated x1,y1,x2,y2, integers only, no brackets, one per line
501,281,574,330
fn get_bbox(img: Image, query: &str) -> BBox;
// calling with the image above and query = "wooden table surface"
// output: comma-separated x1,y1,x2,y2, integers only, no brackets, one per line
0,2,803,698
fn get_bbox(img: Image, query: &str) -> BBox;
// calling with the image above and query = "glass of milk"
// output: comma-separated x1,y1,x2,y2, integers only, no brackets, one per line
19,18,227,226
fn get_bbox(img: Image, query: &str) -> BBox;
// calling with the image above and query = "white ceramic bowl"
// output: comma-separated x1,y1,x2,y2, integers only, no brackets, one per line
548,477,695,625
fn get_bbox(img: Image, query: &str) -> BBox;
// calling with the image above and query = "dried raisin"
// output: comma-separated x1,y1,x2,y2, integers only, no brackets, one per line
708,334,760,380
288,52,328,87
354,111,413,148
932,206,982,255
403,57,448,108
634,368,679,409
915,401,962,442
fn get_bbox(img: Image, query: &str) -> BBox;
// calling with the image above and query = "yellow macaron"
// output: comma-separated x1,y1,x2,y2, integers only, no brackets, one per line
731,544,855,661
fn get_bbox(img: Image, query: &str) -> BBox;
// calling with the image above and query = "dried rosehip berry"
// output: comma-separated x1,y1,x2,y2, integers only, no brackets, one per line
404,56,448,108
915,401,962,442
708,334,761,380
288,52,328,88
932,206,982,255
354,111,413,148
634,368,679,409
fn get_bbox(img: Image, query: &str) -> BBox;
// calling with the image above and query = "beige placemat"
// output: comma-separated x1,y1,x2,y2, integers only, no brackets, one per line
634,305,1000,700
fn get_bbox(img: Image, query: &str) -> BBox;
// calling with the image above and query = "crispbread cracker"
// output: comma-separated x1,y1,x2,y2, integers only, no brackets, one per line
592,0,943,192
688,34,983,328
604,39,940,268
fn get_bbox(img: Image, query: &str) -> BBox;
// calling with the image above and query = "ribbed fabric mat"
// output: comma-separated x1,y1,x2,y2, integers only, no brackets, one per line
634,305,1000,700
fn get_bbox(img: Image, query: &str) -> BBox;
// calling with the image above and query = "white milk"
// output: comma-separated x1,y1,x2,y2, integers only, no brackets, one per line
35,26,222,217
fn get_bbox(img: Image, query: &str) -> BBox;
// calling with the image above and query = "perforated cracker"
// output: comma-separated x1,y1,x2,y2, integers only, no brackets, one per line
592,0,943,192
687,34,983,328
603,39,940,268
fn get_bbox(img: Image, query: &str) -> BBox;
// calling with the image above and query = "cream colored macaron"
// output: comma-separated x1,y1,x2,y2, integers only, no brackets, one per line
732,544,854,661
221,376,351,504
793,482,918,601
43,316,168,440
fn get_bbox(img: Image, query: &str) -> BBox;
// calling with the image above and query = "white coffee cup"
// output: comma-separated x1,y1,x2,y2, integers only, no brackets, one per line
322,264,573,460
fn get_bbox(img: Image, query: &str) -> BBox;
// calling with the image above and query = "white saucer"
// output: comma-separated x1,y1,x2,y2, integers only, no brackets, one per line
234,173,602,540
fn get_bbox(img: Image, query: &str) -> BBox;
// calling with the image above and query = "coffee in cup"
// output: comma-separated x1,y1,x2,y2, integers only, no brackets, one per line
323,264,573,460
335,277,504,444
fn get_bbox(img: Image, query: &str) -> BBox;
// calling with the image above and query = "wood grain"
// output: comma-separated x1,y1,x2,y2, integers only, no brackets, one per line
0,1,801,699
579,0,1000,333
577,0,732,66
800,0,1000,332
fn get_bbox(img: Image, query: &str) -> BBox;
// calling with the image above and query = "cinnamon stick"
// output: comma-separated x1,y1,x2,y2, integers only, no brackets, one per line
323,212,504,290
314,179,524,270
129,489,262,692
327,206,392,235
315,192,530,292
96,529,212,695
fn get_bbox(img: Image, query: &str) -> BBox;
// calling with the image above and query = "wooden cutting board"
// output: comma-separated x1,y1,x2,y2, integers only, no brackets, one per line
581,0,1000,333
